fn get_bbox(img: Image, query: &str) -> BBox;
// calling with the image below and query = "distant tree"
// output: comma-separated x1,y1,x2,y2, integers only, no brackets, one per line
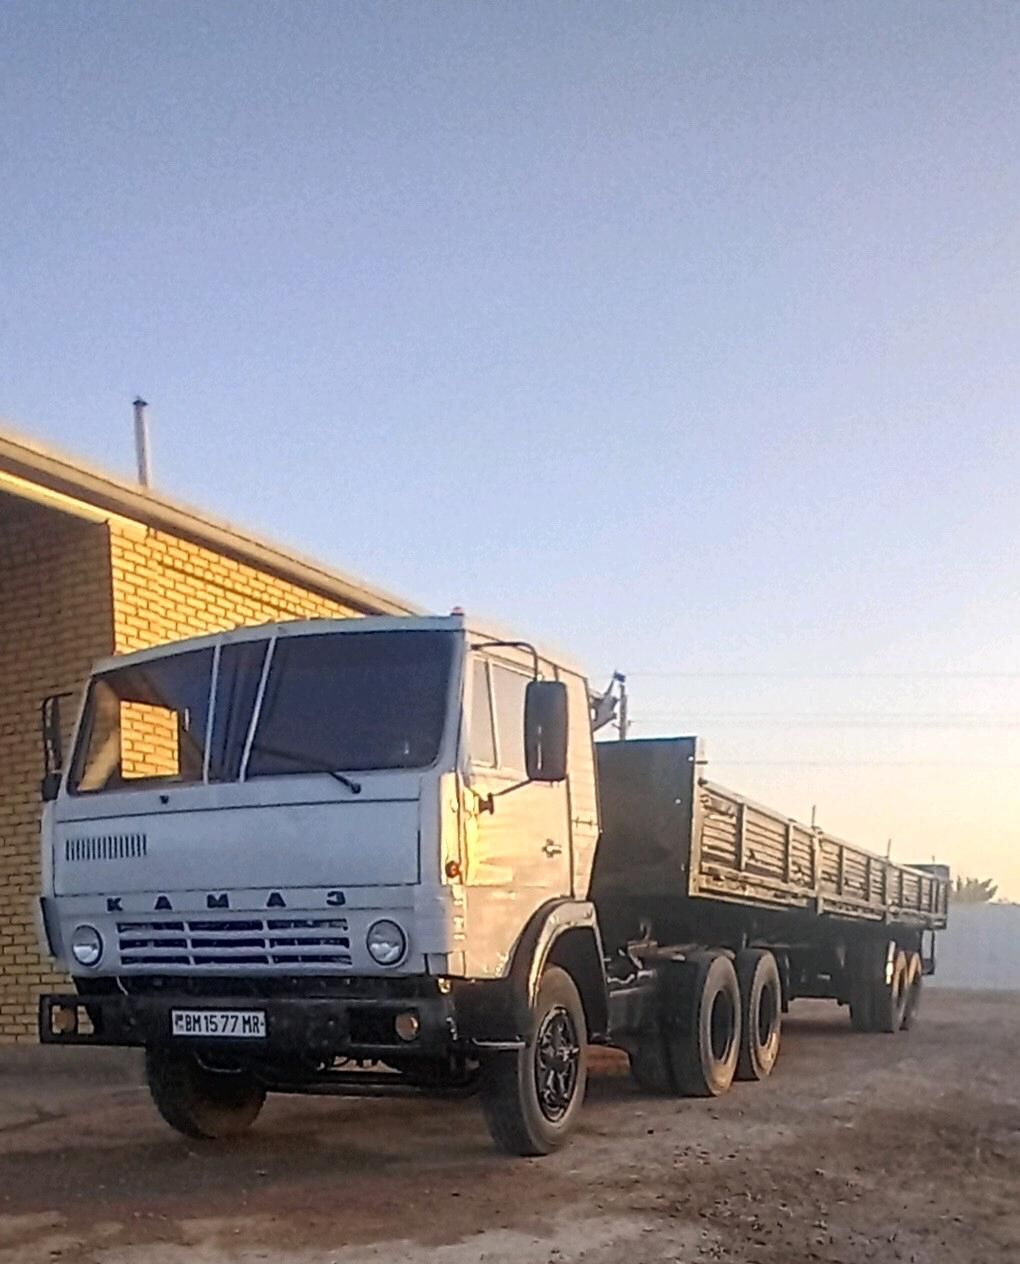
952,875,999,904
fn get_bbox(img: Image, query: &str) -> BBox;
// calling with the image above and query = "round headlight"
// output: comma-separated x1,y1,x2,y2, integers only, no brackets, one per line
70,924,103,968
366,919,407,967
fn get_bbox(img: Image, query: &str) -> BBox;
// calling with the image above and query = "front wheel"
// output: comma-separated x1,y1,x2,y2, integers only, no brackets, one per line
480,965,588,1156
145,1048,266,1140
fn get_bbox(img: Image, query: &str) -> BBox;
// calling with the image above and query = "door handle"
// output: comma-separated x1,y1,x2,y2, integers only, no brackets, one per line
542,839,563,858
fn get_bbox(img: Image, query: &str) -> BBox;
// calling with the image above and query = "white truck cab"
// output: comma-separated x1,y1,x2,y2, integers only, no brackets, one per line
39,614,605,1153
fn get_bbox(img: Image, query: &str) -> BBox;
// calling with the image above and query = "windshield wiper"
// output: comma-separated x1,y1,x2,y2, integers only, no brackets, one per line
248,743,362,794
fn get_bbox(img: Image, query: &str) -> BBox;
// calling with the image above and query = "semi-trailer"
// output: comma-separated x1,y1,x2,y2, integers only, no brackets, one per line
37,614,949,1153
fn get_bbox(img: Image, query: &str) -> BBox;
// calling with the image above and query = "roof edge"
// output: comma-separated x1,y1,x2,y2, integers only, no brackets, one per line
0,422,423,618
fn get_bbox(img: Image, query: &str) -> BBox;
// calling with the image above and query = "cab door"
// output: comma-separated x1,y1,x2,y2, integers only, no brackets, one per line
460,652,571,976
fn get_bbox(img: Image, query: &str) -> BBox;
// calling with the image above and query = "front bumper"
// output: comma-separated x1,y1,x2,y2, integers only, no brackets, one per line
39,989,458,1059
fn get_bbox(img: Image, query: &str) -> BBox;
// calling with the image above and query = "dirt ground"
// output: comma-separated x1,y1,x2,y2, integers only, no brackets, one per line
1,989,1018,1264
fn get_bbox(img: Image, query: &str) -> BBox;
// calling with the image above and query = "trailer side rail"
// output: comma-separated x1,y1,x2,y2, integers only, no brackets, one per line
692,780,949,928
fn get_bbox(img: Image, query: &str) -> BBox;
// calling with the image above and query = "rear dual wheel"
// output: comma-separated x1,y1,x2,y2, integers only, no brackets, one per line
629,951,769,1098
849,942,920,1033
671,952,742,1096
735,949,783,1081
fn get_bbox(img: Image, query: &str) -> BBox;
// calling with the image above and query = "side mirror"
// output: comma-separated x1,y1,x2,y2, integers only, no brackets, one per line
40,692,71,802
524,681,569,782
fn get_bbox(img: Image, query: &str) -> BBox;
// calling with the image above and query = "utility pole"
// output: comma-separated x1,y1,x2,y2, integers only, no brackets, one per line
616,672,629,741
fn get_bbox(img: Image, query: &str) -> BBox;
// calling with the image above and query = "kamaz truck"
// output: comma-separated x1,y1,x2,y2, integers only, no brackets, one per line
37,614,949,1154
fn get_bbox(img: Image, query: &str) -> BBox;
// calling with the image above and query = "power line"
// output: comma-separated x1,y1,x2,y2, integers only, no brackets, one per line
622,670,1020,679
637,711,1020,719
633,715,1020,729
696,759,1020,768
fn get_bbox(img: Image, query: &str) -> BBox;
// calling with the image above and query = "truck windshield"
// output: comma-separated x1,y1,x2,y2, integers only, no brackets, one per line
71,649,214,793
70,630,454,793
247,631,454,776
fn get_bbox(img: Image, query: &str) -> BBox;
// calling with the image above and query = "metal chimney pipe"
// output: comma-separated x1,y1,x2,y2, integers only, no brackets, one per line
133,397,152,487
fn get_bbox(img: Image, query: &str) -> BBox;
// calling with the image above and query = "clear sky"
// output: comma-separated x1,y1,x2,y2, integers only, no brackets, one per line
3,3,1019,895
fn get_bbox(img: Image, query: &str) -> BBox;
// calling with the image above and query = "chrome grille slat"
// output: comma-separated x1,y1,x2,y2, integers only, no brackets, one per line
115,916,352,969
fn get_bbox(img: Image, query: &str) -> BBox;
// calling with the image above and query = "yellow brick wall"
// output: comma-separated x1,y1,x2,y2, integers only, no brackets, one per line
0,508,364,1042
106,525,360,782
120,701,183,781
0,499,115,1042
109,525,357,654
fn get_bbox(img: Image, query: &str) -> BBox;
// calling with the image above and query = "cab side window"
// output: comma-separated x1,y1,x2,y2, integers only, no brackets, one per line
491,664,528,774
469,658,496,767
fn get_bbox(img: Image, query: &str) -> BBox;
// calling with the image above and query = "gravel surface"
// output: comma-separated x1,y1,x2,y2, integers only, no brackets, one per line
1,989,1018,1263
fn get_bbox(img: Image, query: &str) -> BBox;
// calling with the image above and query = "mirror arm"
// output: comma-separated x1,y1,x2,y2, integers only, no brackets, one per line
472,780,532,816
493,779,530,800
469,640,541,680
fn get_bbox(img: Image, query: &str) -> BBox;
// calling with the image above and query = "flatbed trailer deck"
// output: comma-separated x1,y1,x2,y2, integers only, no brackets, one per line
593,736,948,934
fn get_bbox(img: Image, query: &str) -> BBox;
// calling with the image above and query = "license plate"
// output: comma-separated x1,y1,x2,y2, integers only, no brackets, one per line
171,1009,267,1039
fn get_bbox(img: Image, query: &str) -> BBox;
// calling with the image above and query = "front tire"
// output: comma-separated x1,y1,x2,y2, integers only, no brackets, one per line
480,965,588,1156
146,1048,266,1140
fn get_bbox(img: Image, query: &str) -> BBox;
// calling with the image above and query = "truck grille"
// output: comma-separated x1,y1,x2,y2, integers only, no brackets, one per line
66,833,148,863
116,917,352,969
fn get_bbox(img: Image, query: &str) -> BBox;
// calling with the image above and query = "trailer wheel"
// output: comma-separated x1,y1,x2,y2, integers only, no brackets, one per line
735,950,782,1081
672,952,741,1097
480,965,588,1156
872,948,909,1033
901,951,923,1030
145,1049,266,1140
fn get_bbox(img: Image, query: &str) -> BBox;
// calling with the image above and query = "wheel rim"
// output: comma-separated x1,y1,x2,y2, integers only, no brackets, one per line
534,1004,581,1122
709,990,736,1063
904,961,922,1024
893,958,907,1012
757,982,778,1048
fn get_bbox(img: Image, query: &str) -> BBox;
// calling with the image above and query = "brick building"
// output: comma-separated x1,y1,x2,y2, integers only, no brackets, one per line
0,426,417,1041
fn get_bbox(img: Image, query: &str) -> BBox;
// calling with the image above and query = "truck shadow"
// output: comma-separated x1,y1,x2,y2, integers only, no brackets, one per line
0,1092,588,1255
